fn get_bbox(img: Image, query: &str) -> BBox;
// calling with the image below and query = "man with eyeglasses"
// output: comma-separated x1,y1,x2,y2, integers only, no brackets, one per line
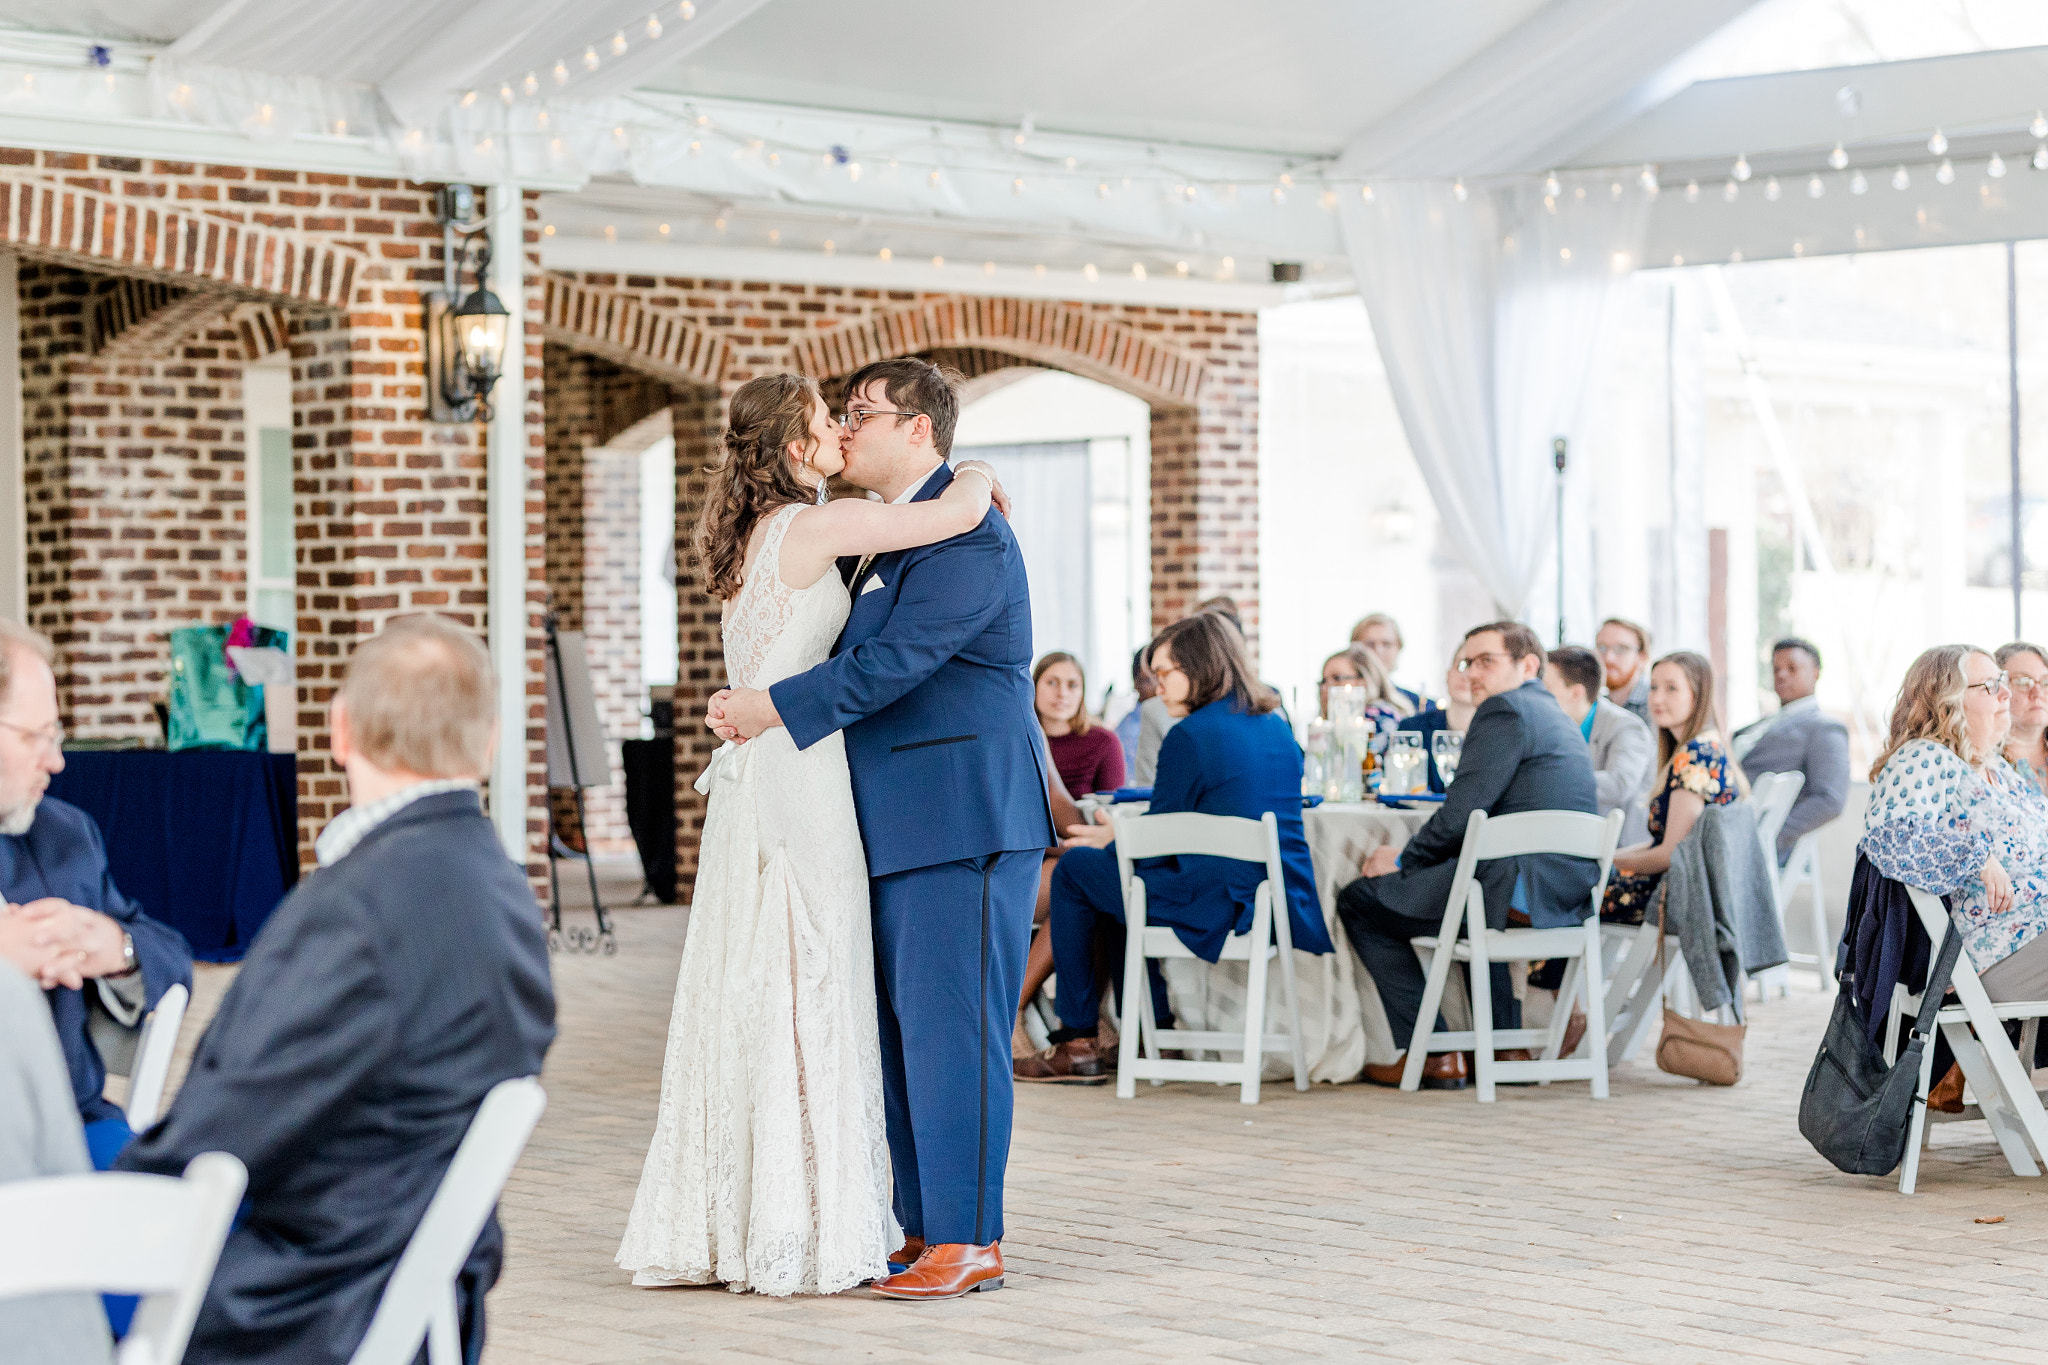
1594,618,1652,724
1730,636,1849,866
0,619,192,1170
1334,621,1599,1089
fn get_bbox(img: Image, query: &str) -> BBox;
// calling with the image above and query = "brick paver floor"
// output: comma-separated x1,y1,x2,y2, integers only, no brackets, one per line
171,904,2048,1362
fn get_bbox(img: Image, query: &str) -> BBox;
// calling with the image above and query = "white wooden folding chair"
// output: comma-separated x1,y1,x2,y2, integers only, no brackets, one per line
1884,888,2048,1195
0,1151,246,1365
1779,830,1834,990
1402,808,1623,1102
126,982,190,1130
1112,811,1306,1105
349,1077,547,1365
1745,772,1803,1000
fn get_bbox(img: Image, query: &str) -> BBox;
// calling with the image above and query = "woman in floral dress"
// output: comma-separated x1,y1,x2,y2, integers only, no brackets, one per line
1599,651,1744,925
1862,644,2048,1003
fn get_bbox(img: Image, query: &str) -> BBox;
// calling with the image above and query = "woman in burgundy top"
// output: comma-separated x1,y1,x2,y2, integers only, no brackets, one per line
1035,652,1126,796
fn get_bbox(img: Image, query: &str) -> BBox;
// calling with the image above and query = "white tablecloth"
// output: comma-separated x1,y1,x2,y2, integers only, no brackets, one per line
1155,802,1433,1082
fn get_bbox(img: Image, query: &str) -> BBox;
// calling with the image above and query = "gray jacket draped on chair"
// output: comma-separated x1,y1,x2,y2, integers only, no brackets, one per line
1660,802,1788,1019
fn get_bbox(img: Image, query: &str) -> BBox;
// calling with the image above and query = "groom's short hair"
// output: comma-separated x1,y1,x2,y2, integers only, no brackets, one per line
844,358,961,457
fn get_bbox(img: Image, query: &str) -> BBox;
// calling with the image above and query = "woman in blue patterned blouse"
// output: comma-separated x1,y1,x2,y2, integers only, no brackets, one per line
1861,644,2048,1003
1599,651,1745,925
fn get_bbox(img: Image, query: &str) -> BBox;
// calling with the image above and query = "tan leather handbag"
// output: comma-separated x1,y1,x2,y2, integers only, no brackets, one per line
1652,898,1745,1085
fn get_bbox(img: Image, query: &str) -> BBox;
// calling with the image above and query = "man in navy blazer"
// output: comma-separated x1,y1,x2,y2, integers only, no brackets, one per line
0,620,192,1163
1336,621,1599,1089
711,358,1053,1301
119,615,554,1365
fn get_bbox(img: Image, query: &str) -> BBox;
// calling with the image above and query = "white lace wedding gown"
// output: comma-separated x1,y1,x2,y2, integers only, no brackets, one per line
616,504,897,1296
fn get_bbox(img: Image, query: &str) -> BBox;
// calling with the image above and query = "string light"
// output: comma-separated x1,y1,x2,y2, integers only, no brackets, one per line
610,30,628,56
1685,180,1699,203
1723,180,1739,202
929,169,942,187
1806,174,1824,198
1764,176,1781,201
1451,178,1467,201
1131,263,1147,279
460,89,478,107
1012,177,1025,195
1271,185,1285,204
678,0,695,16
2034,111,2048,140
1638,165,1659,195
2035,143,2048,172
1359,184,1373,203
582,46,600,72
499,83,514,104
1892,165,1910,191
931,255,944,269
645,13,663,40
1083,263,1099,281
768,228,779,244
1731,153,1752,182
1176,261,1189,276
1929,128,1948,156
658,222,670,234
877,246,890,260
984,261,995,274
1988,151,2008,178
553,60,568,85
713,215,725,231
847,161,860,181
1097,181,1110,198
1543,171,1561,197
1936,157,1955,185
1849,168,1868,195
822,239,834,253
1828,143,1848,170
522,71,538,96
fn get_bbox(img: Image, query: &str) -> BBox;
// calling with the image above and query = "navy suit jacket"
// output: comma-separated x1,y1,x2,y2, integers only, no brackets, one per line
771,463,1055,876
1372,679,1601,930
0,796,192,1124
1137,698,1332,962
118,791,555,1365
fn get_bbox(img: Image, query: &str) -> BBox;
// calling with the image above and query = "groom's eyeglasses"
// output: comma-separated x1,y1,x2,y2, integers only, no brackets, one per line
837,408,918,432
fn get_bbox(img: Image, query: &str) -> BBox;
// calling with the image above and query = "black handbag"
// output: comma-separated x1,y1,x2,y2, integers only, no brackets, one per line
1799,926,1962,1176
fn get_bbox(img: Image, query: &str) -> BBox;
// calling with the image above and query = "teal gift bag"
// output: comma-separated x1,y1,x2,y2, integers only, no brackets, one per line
166,623,282,751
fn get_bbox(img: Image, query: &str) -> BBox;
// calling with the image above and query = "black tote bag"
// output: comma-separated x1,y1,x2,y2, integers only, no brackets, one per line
1799,926,1963,1176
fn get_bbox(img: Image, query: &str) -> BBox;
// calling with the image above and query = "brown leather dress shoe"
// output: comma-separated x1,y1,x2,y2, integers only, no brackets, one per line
1361,1051,1469,1089
872,1241,1003,1300
887,1236,926,1273
1929,1061,1966,1113
1560,1009,1588,1059
1013,1038,1110,1084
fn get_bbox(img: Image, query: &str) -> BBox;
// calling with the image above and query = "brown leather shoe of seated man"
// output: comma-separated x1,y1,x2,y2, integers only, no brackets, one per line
871,1241,1003,1300
1361,1051,1469,1089
1013,1037,1110,1084
887,1236,925,1274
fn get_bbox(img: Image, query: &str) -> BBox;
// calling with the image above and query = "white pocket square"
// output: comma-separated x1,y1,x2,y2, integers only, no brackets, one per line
860,576,886,595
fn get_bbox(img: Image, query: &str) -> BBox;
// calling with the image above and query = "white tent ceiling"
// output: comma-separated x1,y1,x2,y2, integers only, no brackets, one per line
3,0,2048,294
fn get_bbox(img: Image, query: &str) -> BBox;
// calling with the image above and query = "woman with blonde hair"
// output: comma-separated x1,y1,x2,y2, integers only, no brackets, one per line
618,372,1010,1297
1862,645,2048,1006
1994,640,2048,793
1318,643,1413,723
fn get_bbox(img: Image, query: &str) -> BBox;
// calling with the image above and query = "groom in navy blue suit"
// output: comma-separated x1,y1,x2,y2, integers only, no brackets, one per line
710,358,1054,1300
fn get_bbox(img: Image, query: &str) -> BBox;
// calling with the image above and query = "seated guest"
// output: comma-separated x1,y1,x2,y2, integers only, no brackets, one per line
0,956,114,1365
117,615,556,1365
1397,642,1479,792
1335,622,1599,1089
1732,637,1850,863
1351,612,1433,714
1595,617,1653,723
1112,648,1156,777
1035,652,1124,797
0,619,192,1165
1015,612,1330,1083
1320,644,1412,728
1862,645,2048,1005
1996,641,2048,792
1543,645,1652,818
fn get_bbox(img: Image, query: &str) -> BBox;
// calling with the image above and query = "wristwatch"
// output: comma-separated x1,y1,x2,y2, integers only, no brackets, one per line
115,930,137,977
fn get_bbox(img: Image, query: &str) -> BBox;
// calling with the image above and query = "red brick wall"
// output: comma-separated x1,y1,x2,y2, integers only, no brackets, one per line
5,152,549,880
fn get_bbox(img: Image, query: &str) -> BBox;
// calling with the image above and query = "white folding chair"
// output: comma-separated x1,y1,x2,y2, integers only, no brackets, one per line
1402,808,1624,1102
1885,888,2048,1195
0,1151,246,1365
349,1077,547,1365
126,983,190,1131
1745,772,1802,1000
1779,830,1834,990
1112,811,1306,1105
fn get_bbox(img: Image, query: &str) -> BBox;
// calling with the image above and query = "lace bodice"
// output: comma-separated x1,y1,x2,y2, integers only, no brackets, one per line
721,504,851,691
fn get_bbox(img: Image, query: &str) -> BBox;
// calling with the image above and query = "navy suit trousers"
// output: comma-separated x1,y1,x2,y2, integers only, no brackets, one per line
871,849,1039,1247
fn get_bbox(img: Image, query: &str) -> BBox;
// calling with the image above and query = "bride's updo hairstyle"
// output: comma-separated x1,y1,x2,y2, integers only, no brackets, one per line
695,373,825,600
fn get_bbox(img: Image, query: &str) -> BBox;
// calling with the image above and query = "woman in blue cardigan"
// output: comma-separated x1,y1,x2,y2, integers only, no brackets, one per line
1015,611,1330,1083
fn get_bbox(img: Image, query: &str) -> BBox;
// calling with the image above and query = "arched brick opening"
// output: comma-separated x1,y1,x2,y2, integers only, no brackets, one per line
5,159,550,874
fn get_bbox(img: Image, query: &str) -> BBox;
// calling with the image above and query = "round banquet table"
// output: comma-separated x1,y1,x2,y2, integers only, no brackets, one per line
1149,801,1441,1083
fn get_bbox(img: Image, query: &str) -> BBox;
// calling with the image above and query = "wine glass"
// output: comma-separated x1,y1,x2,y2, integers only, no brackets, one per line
1432,731,1463,788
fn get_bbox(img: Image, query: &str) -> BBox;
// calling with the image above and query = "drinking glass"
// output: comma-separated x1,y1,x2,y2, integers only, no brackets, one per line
1432,731,1463,789
1386,732,1425,795
1326,686,1368,802
1303,718,1333,798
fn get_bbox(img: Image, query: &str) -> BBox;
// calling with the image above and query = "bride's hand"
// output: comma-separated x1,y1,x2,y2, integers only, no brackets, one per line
706,688,742,744
955,460,1010,518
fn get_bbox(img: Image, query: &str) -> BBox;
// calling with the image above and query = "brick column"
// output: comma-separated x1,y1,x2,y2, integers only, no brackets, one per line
670,385,727,900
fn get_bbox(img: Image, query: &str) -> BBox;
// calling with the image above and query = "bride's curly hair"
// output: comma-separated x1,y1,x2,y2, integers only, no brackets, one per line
694,373,826,600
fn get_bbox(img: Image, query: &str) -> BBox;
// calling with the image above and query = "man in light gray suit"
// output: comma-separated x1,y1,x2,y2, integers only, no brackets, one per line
1544,646,1652,818
1732,637,1850,864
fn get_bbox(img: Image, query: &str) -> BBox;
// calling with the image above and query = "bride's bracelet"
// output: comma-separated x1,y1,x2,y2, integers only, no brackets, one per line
954,463,995,493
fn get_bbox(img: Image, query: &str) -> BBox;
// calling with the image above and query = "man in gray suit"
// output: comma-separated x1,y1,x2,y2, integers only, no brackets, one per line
1543,646,1652,818
1732,637,1850,864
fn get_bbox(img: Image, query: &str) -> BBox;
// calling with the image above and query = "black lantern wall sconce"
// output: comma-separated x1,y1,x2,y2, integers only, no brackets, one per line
425,183,512,423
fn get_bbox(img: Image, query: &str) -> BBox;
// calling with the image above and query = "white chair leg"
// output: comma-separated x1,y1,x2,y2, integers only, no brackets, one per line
1240,899,1272,1106
1581,913,1609,1099
427,1285,462,1365
1401,936,1457,1093
1468,900,1495,1104
1900,1036,1938,1195
1277,931,1308,1093
1806,857,1833,990
1116,892,1146,1101
1945,1022,2042,1177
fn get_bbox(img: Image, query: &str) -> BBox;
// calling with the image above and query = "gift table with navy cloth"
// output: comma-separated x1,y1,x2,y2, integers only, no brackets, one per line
47,749,298,962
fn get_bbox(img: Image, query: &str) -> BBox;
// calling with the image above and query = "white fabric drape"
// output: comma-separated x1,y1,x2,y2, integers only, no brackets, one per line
1339,172,1649,620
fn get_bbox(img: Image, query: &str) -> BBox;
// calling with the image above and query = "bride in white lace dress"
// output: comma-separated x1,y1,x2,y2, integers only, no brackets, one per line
616,374,1003,1297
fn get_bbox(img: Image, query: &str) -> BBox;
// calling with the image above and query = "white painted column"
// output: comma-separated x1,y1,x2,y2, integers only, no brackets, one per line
0,252,22,623
486,183,530,861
